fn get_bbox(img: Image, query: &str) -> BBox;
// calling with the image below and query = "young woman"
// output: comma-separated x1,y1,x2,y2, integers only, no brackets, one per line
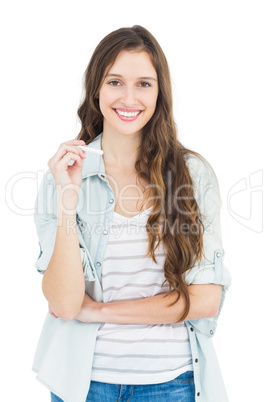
33,26,231,402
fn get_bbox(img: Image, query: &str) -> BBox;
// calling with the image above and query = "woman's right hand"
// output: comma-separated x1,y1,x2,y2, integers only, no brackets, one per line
48,139,87,208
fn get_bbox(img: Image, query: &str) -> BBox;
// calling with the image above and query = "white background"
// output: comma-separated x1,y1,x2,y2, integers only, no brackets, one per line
1,1,267,401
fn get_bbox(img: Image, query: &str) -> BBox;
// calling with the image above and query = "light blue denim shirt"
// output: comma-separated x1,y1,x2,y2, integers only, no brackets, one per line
32,132,231,402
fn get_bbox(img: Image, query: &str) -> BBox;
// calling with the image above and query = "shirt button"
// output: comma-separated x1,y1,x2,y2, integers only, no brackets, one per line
210,330,214,335
197,392,200,396
195,358,198,363
190,327,194,332
216,251,221,258
96,262,101,267
109,199,114,204
100,174,106,179
103,230,108,235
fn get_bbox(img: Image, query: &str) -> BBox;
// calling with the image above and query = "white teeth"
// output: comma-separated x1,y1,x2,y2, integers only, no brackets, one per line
116,109,141,117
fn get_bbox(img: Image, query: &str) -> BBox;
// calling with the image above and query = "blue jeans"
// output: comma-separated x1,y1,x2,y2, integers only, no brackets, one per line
51,370,195,401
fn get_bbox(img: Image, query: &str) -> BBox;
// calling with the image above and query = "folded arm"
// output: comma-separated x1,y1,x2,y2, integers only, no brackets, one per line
74,284,222,325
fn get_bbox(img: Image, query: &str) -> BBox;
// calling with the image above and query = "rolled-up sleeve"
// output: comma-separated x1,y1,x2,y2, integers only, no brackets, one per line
33,169,96,282
184,155,231,336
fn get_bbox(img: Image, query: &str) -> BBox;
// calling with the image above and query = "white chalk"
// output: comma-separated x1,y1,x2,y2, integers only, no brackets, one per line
77,145,103,155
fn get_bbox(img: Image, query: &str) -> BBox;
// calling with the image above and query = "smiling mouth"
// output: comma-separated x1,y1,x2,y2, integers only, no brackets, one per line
114,109,142,117
113,108,143,121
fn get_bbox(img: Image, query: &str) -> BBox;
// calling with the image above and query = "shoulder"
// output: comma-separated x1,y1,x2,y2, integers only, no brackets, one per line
183,152,216,185
183,152,221,209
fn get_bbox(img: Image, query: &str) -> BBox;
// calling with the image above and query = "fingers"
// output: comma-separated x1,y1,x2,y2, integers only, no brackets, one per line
48,140,86,169
56,142,86,161
58,151,84,168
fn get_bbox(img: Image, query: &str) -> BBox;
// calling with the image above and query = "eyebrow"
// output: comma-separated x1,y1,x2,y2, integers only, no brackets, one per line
106,73,157,82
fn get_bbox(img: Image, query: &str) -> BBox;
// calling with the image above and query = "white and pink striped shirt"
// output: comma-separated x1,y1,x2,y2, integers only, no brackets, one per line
91,206,193,385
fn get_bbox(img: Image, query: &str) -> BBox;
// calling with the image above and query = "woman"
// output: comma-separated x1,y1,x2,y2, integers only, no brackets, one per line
33,26,231,402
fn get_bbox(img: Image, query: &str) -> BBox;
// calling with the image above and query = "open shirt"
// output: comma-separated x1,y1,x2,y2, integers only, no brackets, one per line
32,132,231,402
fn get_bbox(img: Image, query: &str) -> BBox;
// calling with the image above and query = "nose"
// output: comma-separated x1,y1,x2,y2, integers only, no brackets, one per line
120,86,137,107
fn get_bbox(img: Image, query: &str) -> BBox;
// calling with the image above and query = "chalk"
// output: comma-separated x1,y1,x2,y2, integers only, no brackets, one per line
77,145,103,155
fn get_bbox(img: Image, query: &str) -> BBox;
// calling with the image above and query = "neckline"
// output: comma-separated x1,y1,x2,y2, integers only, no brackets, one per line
113,206,153,220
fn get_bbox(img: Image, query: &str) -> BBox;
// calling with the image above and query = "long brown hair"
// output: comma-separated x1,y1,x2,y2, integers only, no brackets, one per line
77,25,209,321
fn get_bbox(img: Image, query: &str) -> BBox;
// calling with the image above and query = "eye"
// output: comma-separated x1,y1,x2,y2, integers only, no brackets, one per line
139,82,151,88
108,80,121,86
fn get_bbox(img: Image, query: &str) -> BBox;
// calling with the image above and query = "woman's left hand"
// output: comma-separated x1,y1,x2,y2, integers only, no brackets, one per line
74,293,99,323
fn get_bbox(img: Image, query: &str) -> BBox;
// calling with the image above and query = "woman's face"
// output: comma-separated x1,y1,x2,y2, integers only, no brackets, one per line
99,50,158,138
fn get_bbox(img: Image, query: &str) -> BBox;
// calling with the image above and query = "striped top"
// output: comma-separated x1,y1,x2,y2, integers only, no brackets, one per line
91,206,193,385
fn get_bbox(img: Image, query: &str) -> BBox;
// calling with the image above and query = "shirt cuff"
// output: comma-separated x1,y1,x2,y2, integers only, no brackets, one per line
184,249,232,290
34,243,96,282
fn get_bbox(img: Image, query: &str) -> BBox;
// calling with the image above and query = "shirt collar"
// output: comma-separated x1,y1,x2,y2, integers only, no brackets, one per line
82,132,107,180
